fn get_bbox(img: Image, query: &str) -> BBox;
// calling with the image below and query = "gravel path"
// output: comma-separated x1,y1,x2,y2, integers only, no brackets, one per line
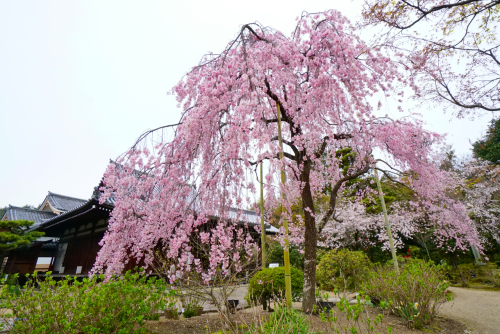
439,287,500,334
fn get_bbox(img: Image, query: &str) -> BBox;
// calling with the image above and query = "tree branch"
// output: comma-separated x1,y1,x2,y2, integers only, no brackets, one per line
317,164,371,233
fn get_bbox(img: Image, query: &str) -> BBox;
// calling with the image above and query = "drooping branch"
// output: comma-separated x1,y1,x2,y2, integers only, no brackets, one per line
317,164,371,233
435,74,500,111
375,168,413,190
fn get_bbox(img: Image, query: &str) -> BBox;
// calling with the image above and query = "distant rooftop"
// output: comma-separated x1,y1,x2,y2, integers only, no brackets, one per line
2,206,56,227
41,192,87,212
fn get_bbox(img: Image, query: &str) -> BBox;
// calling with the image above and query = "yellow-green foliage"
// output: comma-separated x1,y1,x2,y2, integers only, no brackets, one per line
316,249,371,293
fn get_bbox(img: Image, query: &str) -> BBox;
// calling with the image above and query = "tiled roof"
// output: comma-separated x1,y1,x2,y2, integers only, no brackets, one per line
213,207,271,229
266,225,280,233
228,208,261,225
2,206,57,227
46,192,87,212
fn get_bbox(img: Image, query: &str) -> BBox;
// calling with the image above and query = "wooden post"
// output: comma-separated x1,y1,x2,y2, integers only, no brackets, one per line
277,104,293,306
260,162,266,269
374,167,400,275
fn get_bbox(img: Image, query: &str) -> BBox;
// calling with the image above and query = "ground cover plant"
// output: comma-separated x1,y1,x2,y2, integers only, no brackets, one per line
0,270,166,334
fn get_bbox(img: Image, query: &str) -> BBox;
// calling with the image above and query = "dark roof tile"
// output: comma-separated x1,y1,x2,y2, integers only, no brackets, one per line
3,206,57,227
47,192,86,212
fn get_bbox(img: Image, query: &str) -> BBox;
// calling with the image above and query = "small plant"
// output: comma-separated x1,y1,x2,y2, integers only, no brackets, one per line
182,302,199,319
451,263,500,287
317,294,390,334
394,302,419,328
484,269,500,287
181,294,202,318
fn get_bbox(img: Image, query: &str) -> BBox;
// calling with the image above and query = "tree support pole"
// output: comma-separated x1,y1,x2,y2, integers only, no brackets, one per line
471,244,485,265
374,167,400,275
277,104,293,307
260,162,266,269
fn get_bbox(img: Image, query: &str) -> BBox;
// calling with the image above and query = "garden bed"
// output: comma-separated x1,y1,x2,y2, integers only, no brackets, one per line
144,306,468,334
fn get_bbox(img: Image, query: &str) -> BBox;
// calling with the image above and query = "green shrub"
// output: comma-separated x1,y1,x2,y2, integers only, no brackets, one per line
316,249,371,295
182,303,198,319
362,259,451,328
246,267,303,310
0,270,166,334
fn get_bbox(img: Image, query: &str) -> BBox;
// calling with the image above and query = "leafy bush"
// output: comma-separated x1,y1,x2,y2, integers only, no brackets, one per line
0,270,166,334
182,303,199,319
362,260,451,328
178,291,202,318
246,267,303,310
316,249,371,295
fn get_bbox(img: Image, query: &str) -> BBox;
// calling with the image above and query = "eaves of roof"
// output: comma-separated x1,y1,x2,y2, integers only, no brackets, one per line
35,198,113,231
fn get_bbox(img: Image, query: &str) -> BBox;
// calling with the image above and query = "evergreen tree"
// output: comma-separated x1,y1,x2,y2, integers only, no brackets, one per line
472,118,500,164
0,220,44,254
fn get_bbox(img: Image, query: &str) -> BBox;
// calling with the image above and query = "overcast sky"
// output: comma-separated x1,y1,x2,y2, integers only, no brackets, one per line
0,0,492,207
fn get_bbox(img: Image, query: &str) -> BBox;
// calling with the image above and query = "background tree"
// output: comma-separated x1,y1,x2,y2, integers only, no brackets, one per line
95,10,479,312
0,220,44,265
266,241,304,270
472,118,500,163
459,158,500,246
362,0,500,116
0,207,6,219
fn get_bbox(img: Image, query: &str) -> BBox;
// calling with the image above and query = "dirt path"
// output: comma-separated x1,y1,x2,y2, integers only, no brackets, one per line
439,287,500,334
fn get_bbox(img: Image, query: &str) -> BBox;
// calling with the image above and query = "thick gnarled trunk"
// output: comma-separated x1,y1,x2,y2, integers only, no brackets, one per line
300,162,318,312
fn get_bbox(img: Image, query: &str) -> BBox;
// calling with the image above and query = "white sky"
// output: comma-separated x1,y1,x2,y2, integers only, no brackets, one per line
0,0,492,207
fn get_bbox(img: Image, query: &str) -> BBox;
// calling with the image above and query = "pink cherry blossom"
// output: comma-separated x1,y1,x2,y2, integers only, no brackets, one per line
93,10,479,311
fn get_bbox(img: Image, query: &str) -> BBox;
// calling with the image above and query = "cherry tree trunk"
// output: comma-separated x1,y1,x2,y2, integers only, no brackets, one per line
300,163,318,312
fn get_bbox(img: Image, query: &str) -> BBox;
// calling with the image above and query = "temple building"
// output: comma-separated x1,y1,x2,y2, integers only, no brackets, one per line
1,187,114,277
1,184,276,277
